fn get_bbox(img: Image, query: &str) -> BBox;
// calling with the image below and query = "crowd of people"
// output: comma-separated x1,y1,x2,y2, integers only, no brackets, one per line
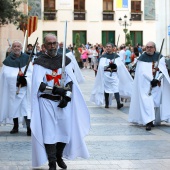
1,35,170,170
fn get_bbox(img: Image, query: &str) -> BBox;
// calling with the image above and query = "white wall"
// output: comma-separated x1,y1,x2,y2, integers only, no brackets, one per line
155,0,170,56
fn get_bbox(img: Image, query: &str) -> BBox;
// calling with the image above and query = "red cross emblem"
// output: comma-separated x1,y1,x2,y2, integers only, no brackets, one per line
46,69,61,86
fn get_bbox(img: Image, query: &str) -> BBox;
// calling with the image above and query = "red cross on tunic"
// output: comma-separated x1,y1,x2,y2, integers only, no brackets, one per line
46,69,61,86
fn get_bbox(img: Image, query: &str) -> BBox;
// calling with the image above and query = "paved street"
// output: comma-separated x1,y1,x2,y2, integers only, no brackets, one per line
1,68,170,170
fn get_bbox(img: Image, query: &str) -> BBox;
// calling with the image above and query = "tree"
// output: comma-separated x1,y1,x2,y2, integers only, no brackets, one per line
74,33,81,62
0,0,27,26
125,33,132,46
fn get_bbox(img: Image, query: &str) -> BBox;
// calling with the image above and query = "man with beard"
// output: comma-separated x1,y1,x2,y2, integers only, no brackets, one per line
128,41,170,131
31,33,90,170
90,43,133,109
0,41,32,136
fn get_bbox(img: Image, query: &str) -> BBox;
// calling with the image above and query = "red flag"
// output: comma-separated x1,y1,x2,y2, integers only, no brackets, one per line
27,16,38,37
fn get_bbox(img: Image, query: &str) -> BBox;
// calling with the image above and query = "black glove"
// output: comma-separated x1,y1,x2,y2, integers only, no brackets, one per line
108,63,117,70
58,96,71,108
39,82,47,92
17,75,27,87
52,86,66,96
151,79,159,87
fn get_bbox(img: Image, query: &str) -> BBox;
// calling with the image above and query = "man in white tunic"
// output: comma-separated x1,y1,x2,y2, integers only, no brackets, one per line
90,43,133,109
128,41,170,131
31,34,90,170
0,41,32,135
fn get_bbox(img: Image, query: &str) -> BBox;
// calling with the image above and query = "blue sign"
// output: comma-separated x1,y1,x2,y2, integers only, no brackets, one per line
168,25,170,36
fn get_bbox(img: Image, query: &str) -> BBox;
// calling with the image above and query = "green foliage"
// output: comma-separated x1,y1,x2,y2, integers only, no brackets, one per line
125,33,132,46
74,33,81,61
0,0,27,26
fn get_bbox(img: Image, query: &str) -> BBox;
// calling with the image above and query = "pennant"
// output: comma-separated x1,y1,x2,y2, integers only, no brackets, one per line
27,16,38,37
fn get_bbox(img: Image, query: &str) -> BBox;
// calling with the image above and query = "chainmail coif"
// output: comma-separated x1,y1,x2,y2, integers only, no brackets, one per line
34,52,71,70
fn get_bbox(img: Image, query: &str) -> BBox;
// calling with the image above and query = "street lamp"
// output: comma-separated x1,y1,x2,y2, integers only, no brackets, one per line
118,15,132,43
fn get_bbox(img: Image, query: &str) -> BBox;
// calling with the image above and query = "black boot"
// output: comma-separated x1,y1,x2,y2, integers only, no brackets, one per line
114,93,123,109
27,127,31,136
45,144,57,170
49,162,56,170
104,92,109,108
24,116,31,136
56,142,67,169
146,122,152,131
10,118,19,134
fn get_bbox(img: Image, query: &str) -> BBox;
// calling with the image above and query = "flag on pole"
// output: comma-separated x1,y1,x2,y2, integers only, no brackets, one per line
27,16,38,37
116,0,128,8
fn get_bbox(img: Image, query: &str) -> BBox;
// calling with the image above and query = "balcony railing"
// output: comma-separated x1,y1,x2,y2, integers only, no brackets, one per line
131,13,142,21
43,10,57,20
73,9,86,20
102,10,114,20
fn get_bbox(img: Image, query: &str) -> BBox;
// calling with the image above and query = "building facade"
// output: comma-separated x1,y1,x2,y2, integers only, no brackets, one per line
28,0,156,46
0,0,170,65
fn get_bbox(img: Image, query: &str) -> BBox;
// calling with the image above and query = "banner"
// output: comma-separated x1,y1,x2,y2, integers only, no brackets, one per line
144,0,155,20
28,0,41,19
116,0,128,8
27,16,38,37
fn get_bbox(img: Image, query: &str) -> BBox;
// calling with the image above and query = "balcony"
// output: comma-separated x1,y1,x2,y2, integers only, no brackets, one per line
43,10,57,20
73,9,86,20
102,10,114,20
131,10,142,21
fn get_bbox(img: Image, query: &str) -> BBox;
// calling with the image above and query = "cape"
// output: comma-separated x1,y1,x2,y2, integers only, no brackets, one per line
101,52,119,60
138,51,162,62
3,52,29,68
34,53,71,70
128,56,170,125
31,63,90,167
0,63,33,124
66,52,85,84
90,55,133,106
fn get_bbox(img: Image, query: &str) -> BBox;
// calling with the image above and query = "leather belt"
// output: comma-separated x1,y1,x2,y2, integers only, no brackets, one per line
104,70,117,72
40,94,61,101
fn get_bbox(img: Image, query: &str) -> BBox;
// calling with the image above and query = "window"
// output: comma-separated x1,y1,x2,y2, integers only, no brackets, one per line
103,0,113,11
74,0,86,20
102,31,115,46
44,0,57,20
43,31,57,43
74,0,85,10
130,31,143,46
44,0,55,11
73,31,86,46
131,1,141,12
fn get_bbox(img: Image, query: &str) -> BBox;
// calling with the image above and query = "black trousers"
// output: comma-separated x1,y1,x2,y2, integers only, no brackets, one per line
104,92,121,106
13,116,30,129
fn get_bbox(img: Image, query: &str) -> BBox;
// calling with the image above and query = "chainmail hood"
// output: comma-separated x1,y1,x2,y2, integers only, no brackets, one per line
138,52,162,62
34,53,71,70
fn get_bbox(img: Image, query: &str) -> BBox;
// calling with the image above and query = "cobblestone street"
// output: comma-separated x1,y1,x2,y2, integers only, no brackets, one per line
0,68,170,170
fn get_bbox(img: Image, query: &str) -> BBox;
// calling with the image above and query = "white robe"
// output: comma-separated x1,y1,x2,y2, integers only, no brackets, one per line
66,52,85,84
31,63,90,168
0,64,33,124
128,57,170,125
90,57,133,106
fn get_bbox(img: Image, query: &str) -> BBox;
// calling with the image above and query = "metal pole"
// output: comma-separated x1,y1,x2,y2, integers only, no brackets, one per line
60,21,67,87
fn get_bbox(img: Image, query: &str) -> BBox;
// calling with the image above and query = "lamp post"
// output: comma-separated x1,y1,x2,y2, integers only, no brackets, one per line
118,15,132,44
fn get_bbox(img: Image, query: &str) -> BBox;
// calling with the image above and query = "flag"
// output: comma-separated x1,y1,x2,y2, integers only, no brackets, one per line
116,0,128,8
27,16,38,37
